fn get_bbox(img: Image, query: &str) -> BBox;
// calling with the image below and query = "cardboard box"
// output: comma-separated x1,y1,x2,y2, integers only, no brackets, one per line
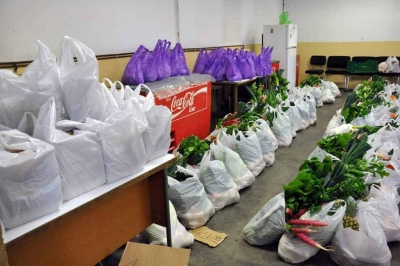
119,242,191,266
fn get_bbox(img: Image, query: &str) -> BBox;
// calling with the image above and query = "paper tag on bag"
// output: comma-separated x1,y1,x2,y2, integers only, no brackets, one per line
189,226,227,247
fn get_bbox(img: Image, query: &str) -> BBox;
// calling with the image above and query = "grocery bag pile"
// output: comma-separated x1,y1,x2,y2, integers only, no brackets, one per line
152,69,339,248
0,37,172,230
193,47,273,82
121,39,190,85
243,76,400,266
299,74,341,106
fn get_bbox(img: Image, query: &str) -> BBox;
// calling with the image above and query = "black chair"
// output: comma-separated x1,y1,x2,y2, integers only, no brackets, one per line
325,56,351,89
376,56,400,84
305,55,326,76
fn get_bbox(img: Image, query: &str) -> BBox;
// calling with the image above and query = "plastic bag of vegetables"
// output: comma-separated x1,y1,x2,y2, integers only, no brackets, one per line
252,119,278,165
324,110,346,137
364,106,391,127
235,131,266,177
366,185,400,242
295,97,311,130
56,111,146,183
145,201,194,248
278,200,346,264
321,80,341,98
199,151,240,210
330,201,392,266
282,100,303,135
303,92,317,125
301,85,323,107
168,167,215,229
267,107,293,148
210,140,255,190
322,86,335,104
33,98,106,201
242,192,286,245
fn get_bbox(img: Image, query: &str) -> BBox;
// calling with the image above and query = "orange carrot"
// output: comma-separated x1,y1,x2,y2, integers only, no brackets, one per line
288,219,329,227
386,164,395,170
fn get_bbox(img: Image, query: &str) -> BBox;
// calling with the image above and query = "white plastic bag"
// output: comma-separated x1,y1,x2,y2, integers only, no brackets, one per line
210,141,255,190
216,131,237,151
321,80,341,98
243,192,286,245
59,36,119,122
17,112,37,136
146,201,194,248
235,131,266,177
278,200,346,264
34,98,107,201
199,151,240,210
282,101,303,134
253,119,277,165
0,40,62,132
168,168,215,229
295,98,311,129
56,111,146,183
255,119,278,151
0,130,63,229
302,85,323,107
304,92,317,125
322,87,335,104
325,110,346,136
367,185,400,242
364,106,391,127
330,201,392,266
130,84,172,161
268,108,293,148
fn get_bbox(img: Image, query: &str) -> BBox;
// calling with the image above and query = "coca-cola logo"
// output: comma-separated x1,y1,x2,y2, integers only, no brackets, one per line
171,92,195,113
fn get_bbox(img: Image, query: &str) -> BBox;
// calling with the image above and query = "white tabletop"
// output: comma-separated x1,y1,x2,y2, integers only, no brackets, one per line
3,154,175,244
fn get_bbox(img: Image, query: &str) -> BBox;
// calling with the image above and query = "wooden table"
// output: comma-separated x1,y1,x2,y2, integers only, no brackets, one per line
1,154,176,266
212,76,263,113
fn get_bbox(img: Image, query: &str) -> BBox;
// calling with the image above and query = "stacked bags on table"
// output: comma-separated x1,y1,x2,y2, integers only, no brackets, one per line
121,39,190,85
0,37,172,229
193,47,273,82
243,76,400,265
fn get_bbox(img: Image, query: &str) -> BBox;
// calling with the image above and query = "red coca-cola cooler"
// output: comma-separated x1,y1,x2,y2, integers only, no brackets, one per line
151,82,212,150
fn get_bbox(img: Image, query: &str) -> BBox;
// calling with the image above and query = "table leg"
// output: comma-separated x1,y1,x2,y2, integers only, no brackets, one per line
0,229,8,266
233,85,238,113
149,170,172,247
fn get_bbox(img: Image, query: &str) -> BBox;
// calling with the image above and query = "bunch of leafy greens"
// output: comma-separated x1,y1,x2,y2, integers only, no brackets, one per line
300,75,321,88
317,133,352,158
269,69,289,104
341,76,389,123
284,157,333,214
178,135,210,165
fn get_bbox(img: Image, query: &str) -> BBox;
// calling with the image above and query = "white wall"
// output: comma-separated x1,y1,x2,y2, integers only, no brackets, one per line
285,0,400,42
0,0,177,62
178,0,281,48
0,0,282,62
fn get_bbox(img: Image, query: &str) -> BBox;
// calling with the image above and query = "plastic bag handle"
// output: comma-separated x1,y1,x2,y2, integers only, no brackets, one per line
102,78,114,91
36,40,56,67
60,36,87,66
114,81,125,92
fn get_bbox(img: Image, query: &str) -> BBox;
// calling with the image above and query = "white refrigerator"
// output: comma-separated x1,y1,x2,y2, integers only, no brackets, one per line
263,24,298,89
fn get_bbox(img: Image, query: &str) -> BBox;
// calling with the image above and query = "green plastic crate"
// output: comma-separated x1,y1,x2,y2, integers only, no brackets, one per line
347,60,378,73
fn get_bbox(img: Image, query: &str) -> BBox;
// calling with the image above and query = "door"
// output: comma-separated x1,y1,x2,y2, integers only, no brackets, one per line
287,24,298,48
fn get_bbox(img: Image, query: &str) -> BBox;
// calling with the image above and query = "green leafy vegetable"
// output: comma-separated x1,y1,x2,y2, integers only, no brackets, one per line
178,136,210,165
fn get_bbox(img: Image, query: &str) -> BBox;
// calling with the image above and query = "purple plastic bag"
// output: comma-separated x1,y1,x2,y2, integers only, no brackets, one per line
203,49,222,76
144,40,162,82
159,40,171,80
121,45,149,85
236,50,254,79
225,55,242,81
170,43,190,76
214,56,227,81
193,49,207,74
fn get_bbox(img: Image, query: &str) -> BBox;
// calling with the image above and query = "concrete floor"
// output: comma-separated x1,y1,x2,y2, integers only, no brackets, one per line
188,92,400,266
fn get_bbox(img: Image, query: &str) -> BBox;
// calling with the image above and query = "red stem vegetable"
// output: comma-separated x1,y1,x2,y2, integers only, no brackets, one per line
289,227,317,234
287,219,328,227
286,208,293,217
291,208,309,219
295,233,333,252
